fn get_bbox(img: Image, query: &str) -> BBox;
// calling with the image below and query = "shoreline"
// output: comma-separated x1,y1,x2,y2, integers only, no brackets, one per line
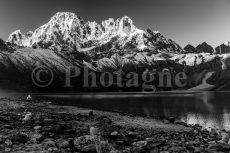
1,98,230,152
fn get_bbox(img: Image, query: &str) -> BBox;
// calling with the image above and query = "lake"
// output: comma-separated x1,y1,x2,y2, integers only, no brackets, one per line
1,90,230,130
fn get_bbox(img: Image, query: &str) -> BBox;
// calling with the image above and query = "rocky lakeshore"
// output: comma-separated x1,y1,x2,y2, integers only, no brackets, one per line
0,98,230,153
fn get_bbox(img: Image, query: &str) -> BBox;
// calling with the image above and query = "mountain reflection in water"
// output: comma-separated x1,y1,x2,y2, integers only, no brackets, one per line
5,91,230,130
180,92,230,130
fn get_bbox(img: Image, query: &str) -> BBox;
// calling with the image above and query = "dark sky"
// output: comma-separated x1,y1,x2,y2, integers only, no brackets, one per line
0,0,230,47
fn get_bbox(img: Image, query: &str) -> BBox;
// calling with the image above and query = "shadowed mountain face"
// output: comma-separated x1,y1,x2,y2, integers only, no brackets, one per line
184,44,196,53
0,38,8,51
196,42,214,54
0,49,82,91
0,12,230,92
0,48,224,92
184,42,215,54
215,42,230,54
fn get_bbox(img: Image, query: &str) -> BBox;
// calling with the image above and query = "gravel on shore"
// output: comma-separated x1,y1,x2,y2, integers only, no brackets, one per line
0,98,230,153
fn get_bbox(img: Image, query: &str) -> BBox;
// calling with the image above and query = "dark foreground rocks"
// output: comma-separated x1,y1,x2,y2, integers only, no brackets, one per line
1,99,230,152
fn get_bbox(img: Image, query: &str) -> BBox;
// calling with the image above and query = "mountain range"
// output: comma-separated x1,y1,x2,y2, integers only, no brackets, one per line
184,42,230,54
1,12,230,92
6,12,183,54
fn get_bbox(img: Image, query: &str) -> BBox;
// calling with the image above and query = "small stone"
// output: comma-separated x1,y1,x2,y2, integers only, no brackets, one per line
150,148,159,153
228,139,230,145
34,126,42,131
163,145,169,150
194,147,200,152
5,148,11,152
5,139,12,146
128,131,137,137
43,118,54,124
34,120,41,125
22,112,32,121
36,133,46,142
145,138,155,143
150,139,166,148
163,119,170,124
132,141,147,148
209,141,216,145
110,131,119,137
0,135,3,143
43,139,56,149
74,135,96,152
159,151,169,153
90,127,100,136
186,141,199,147
169,146,186,152
97,141,115,153
11,133,30,144
57,139,69,149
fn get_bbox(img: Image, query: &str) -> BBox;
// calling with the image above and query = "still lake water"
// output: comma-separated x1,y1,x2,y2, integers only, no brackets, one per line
1,89,230,130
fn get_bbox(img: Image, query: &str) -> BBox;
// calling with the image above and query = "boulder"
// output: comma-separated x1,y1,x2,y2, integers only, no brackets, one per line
74,135,96,152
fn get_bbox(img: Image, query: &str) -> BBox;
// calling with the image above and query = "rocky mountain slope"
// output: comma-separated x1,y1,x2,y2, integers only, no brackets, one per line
184,42,230,55
0,47,227,92
0,48,83,91
215,42,230,54
184,44,196,53
0,38,8,51
196,42,214,54
184,42,215,54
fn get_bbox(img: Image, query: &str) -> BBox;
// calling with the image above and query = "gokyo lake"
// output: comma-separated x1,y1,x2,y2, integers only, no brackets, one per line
1,89,230,130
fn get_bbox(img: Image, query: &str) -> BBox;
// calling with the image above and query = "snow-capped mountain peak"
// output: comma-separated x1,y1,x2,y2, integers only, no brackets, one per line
224,42,230,46
46,12,84,32
7,12,184,53
116,16,136,35
7,30,23,45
